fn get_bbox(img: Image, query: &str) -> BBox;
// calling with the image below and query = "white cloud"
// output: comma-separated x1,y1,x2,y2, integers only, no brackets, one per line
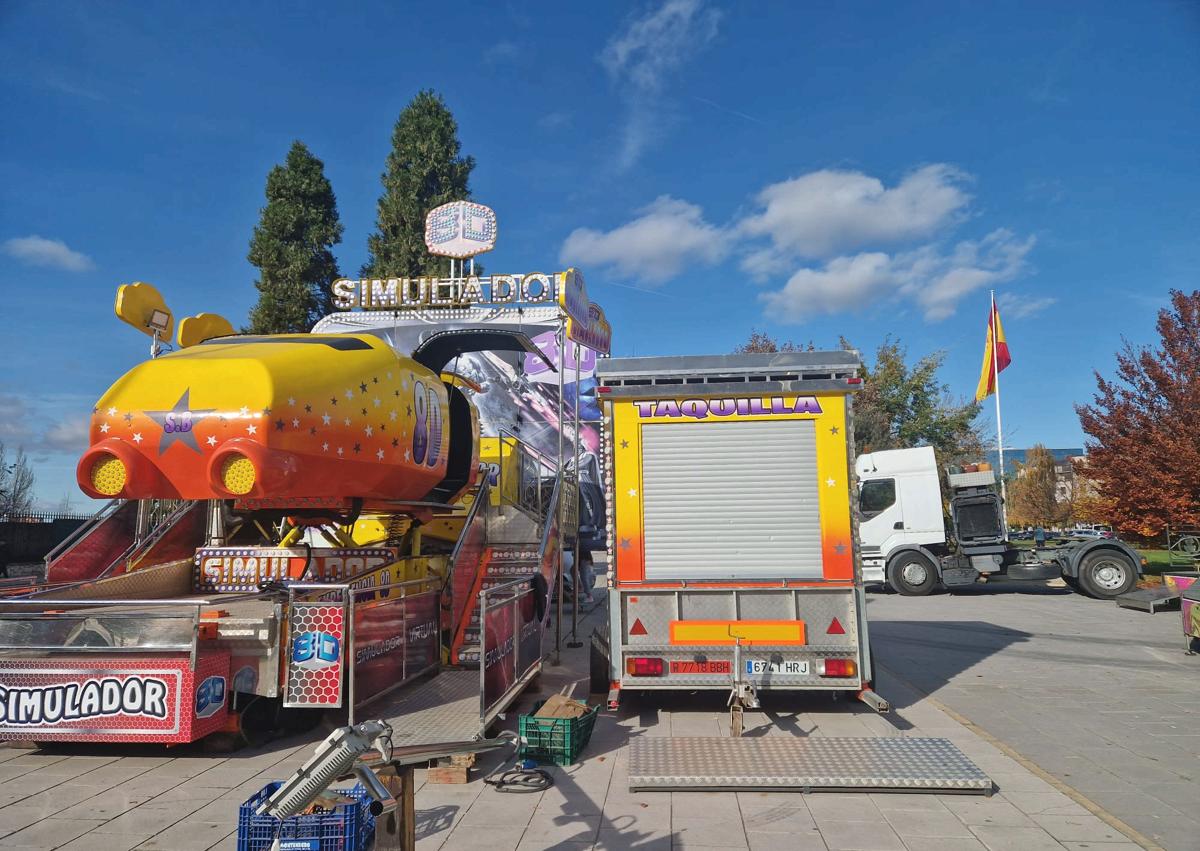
759,229,1036,323
484,41,520,64
997,292,1057,319
560,196,728,284
759,253,895,323
2,235,94,272
600,0,721,169
42,420,89,454
738,165,971,265
537,111,572,131
562,163,1034,321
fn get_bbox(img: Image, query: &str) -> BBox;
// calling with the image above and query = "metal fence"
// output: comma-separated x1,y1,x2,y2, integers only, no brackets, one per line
1,512,93,565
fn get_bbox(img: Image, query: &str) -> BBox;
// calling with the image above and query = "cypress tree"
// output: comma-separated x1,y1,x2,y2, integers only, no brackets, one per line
247,141,344,333
362,90,475,278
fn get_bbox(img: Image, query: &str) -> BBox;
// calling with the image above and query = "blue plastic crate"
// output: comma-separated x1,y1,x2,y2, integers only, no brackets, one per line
237,781,375,851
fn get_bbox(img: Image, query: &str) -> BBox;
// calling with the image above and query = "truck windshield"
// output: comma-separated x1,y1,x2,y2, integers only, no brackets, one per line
859,479,896,518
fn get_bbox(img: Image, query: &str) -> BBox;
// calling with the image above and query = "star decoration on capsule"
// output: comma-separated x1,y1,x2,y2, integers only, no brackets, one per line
322,413,332,425
834,542,847,554
627,488,637,497
830,426,839,435
144,390,216,455
620,440,629,449
99,423,110,434
246,424,257,435
620,538,631,550
132,432,143,444
826,478,837,487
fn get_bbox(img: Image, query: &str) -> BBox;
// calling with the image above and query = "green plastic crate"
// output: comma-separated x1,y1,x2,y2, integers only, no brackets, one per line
518,701,600,766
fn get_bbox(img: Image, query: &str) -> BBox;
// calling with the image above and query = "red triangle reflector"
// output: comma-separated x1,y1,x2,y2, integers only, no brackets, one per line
630,618,648,636
827,617,846,635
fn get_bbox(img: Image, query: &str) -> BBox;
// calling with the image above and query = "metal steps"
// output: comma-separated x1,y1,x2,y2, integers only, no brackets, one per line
628,736,993,794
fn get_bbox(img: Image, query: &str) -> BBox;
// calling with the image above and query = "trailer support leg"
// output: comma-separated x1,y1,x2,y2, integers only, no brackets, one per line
372,764,416,851
857,687,890,714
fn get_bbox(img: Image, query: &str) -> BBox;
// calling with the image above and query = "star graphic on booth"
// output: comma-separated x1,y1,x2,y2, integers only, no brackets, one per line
830,426,839,435
106,406,118,417
376,449,385,460
826,478,836,487
627,488,637,497
99,422,110,434
132,432,143,444
834,542,847,554
206,435,217,446
144,390,216,455
620,440,629,449
246,424,257,435
322,413,332,425
620,538,631,550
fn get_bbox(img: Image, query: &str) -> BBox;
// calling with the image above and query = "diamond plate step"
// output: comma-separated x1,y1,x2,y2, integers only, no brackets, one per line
628,737,992,794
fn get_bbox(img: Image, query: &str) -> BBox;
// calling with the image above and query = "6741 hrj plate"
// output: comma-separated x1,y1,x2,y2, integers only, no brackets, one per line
746,660,809,675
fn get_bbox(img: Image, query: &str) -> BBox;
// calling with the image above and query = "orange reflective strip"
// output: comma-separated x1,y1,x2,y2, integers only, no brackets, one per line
668,620,806,646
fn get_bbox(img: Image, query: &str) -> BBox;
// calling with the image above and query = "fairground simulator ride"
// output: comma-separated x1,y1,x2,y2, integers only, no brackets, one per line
0,201,613,746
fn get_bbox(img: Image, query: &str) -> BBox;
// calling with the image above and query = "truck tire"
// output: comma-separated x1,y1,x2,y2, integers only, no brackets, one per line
1077,550,1136,599
888,553,938,596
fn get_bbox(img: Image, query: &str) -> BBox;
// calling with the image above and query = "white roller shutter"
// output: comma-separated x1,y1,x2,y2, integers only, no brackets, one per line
641,419,823,580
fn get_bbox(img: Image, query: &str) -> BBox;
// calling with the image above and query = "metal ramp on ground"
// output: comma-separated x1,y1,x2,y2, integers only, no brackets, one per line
628,737,992,794
371,669,485,747
1115,586,1180,613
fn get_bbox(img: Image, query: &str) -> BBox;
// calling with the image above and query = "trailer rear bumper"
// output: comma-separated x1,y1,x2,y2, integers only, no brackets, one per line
610,585,870,692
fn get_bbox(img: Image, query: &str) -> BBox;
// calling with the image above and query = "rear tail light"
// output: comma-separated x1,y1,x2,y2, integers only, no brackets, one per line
625,657,665,677
818,658,858,678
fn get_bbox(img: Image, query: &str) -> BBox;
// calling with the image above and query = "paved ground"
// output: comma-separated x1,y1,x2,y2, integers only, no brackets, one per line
0,577,1189,850
869,580,1199,851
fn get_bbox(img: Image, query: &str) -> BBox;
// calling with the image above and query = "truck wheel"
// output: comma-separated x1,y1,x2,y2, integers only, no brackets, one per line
1078,551,1136,599
888,553,938,596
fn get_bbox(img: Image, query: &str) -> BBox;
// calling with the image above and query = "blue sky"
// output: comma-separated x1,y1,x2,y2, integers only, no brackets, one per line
1,0,1197,509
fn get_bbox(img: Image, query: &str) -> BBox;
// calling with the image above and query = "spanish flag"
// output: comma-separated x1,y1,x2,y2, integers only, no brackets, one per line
975,297,1011,401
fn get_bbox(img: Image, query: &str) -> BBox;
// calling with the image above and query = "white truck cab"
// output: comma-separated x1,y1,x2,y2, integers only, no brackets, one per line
856,447,947,586
854,446,1142,599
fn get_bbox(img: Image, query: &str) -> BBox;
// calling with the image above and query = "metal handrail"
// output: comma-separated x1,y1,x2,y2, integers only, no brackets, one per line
496,428,558,473
347,583,443,723
42,498,124,567
478,575,540,728
448,479,491,568
95,500,196,581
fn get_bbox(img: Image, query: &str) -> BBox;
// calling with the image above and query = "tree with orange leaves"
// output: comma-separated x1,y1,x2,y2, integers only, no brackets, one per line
1076,290,1200,537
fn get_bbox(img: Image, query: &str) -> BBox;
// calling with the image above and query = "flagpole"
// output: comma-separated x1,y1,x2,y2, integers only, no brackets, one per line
990,289,1009,533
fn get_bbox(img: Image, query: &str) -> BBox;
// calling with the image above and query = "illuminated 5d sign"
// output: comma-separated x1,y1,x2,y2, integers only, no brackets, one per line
425,201,497,258
332,273,560,310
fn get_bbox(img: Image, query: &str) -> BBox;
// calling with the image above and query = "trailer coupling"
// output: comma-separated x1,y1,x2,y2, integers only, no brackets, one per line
727,634,761,737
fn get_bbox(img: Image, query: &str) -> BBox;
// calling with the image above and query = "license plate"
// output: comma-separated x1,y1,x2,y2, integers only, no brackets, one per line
746,660,809,675
669,660,731,675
